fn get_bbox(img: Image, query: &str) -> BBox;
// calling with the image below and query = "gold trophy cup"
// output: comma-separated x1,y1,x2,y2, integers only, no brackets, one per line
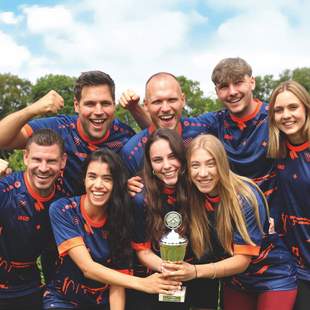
159,211,188,303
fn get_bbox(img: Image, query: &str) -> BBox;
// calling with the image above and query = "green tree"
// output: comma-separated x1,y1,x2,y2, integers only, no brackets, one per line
292,68,310,93
253,74,276,102
177,75,221,116
115,106,141,132
8,150,25,171
0,74,32,160
0,73,32,119
31,74,76,115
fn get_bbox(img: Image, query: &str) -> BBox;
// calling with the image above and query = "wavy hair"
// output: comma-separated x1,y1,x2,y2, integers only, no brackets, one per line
187,134,267,258
268,80,310,158
143,128,189,243
82,148,133,267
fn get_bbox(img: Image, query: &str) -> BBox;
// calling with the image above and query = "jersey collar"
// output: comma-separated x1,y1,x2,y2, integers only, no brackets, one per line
230,99,262,130
23,172,55,211
286,140,310,159
204,194,221,211
147,122,183,136
80,195,107,228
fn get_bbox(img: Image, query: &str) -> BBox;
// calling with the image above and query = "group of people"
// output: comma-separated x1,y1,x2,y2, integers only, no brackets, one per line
0,57,308,310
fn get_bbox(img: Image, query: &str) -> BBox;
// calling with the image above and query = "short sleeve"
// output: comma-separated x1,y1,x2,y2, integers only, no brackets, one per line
233,188,267,257
49,198,84,256
131,192,151,251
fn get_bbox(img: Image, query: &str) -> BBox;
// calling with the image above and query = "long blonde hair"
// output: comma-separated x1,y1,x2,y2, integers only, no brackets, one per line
268,80,310,158
187,134,268,258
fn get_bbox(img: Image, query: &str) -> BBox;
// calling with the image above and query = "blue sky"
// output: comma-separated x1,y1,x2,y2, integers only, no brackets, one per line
0,0,309,99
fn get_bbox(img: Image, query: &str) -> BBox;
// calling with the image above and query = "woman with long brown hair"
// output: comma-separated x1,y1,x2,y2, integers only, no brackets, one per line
268,80,310,310
164,134,297,310
131,128,191,309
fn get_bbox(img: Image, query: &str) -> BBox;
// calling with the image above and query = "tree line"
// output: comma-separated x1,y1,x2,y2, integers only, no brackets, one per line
1,67,310,169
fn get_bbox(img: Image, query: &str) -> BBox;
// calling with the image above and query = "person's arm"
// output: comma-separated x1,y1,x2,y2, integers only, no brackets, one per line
119,90,151,129
68,245,180,294
0,90,64,149
162,254,251,282
109,285,125,310
136,249,163,272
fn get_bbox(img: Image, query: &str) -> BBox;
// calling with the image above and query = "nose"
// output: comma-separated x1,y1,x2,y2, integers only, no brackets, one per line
162,158,171,170
161,101,171,112
282,108,291,119
198,165,209,177
94,177,104,188
38,161,48,173
227,84,238,96
94,103,104,115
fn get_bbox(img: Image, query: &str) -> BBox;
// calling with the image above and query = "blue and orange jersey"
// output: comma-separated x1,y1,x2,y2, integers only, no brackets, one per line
276,141,310,282
23,115,135,196
120,117,209,176
131,187,192,276
204,184,296,292
197,100,276,202
44,195,131,309
0,171,63,298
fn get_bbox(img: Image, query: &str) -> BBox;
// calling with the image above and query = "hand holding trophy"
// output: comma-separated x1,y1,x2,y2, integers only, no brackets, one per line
159,211,188,302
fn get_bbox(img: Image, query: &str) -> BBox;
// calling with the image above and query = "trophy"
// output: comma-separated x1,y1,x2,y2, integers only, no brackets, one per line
159,211,188,303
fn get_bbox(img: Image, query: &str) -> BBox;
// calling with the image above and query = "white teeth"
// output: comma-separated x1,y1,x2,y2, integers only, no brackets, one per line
92,192,105,197
91,119,105,124
159,115,174,120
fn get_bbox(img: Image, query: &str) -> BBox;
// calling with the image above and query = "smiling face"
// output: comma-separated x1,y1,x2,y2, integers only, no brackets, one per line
149,138,181,187
273,90,307,144
84,160,113,210
215,75,255,118
189,148,219,196
74,84,115,141
24,143,67,197
144,75,185,130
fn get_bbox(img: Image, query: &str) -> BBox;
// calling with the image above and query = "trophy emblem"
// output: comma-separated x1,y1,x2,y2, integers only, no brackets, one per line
159,211,188,303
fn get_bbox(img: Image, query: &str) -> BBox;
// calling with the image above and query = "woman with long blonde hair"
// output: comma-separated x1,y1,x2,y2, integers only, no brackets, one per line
164,134,297,310
268,80,310,310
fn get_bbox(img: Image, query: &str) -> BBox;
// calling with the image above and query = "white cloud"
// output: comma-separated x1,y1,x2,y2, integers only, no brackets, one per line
1,0,309,103
23,5,74,33
0,31,30,70
0,11,21,25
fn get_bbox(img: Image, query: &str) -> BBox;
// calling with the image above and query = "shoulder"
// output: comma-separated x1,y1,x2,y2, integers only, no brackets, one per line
122,129,149,152
112,119,136,135
49,196,80,217
0,171,25,194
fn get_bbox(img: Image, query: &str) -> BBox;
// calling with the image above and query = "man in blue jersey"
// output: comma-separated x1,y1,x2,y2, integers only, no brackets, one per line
0,71,140,195
0,129,67,310
120,72,210,177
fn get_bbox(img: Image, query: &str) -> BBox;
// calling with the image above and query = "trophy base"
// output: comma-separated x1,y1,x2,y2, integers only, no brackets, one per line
159,286,186,303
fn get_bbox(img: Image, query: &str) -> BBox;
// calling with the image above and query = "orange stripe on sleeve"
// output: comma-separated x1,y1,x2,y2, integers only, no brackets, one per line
131,241,151,251
58,236,85,256
116,269,133,275
22,124,33,137
233,244,260,256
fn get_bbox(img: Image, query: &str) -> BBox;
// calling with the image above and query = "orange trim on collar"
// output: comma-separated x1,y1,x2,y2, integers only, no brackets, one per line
147,122,183,136
206,194,221,204
286,140,310,159
230,99,262,130
163,187,175,195
76,118,111,145
80,195,107,228
204,200,214,211
23,172,55,203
